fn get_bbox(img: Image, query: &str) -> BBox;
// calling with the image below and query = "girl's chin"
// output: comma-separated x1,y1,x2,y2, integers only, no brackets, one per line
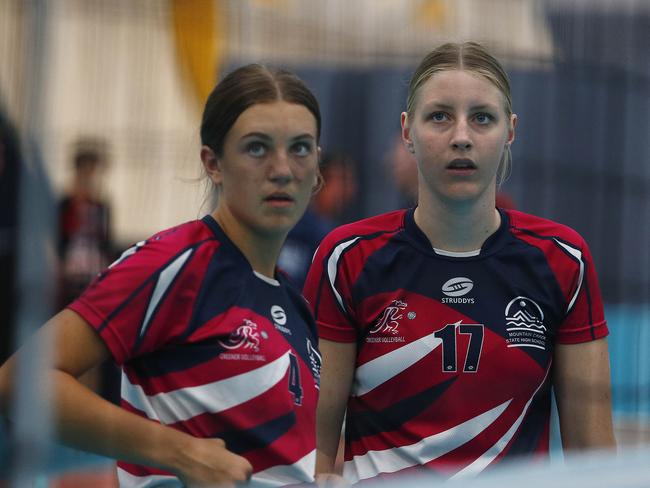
431,184,493,204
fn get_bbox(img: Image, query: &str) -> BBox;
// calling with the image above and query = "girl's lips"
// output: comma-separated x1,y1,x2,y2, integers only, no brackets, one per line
264,193,295,207
265,193,294,201
446,158,478,176
446,158,477,169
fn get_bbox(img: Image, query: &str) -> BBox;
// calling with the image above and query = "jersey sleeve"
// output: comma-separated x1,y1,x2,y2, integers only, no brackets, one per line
68,233,208,364
555,237,609,344
303,233,358,343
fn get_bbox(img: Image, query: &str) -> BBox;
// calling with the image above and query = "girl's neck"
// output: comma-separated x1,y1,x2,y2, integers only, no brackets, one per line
414,193,501,253
211,208,285,279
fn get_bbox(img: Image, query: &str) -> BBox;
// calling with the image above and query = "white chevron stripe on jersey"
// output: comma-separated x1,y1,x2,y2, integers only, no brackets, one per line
449,366,552,479
327,237,361,311
553,238,584,314
117,468,180,487
121,351,291,424
352,331,443,397
343,399,511,482
109,240,146,269
250,449,316,487
139,248,194,339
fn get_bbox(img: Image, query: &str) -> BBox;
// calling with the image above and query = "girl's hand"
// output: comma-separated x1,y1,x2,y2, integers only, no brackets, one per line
176,437,253,488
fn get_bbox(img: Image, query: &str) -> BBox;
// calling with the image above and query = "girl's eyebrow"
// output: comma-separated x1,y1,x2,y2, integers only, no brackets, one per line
240,132,316,143
421,101,499,112
289,134,316,142
240,132,272,141
468,104,499,112
421,102,454,111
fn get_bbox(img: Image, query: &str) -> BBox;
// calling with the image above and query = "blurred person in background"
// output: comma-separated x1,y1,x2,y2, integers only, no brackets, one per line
305,41,615,484
57,138,118,402
311,152,358,226
57,138,113,307
278,152,357,288
0,64,325,487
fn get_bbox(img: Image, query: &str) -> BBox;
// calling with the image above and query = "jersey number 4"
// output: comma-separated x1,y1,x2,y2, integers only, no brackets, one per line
434,323,484,373
288,353,303,405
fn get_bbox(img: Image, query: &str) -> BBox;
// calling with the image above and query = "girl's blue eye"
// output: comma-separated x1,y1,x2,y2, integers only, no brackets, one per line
247,142,266,157
292,142,312,157
474,113,494,125
431,112,448,122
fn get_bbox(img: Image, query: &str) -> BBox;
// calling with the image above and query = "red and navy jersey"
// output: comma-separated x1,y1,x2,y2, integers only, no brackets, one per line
69,215,321,487
303,208,607,483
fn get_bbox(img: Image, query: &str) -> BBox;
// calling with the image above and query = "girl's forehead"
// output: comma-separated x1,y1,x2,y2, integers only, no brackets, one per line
415,70,506,109
230,101,318,136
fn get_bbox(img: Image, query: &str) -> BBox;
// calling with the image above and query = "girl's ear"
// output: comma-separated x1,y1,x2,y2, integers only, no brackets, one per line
312,146,323,194
507,113,518,146
401,112,415,153
312,170,324,195
201,145,222,185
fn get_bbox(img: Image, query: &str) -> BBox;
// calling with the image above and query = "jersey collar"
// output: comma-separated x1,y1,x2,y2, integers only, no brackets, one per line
402,207,511,259
201,214,285,285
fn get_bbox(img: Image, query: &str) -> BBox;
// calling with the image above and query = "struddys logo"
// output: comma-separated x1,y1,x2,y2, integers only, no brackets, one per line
271,305,292,336
219,319,262,352
505,297,548,350
307,339,322,388
441,277,475,304
366,300,408,344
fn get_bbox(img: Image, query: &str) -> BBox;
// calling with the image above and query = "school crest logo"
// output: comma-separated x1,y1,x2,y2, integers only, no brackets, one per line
219,319,261,352
370,299,407,335
505,296,548,350
366,300,408,344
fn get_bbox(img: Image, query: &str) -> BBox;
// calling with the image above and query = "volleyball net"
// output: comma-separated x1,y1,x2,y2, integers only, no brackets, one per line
0,0,648,486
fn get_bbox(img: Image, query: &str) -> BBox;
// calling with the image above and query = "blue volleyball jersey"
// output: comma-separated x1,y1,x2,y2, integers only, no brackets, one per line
69,215,320,487
303,208,608,482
